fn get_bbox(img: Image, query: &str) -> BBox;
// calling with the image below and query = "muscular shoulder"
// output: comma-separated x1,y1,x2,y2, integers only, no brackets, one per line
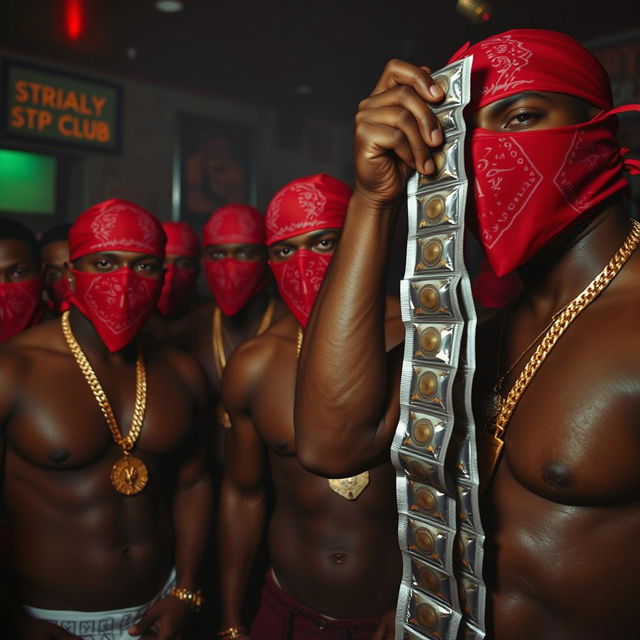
144,334,209,401
223,313,297,411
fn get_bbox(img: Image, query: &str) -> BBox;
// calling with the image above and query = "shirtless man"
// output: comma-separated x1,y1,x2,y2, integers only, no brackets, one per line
39,223,72,316
0,218,43,342
0,198,212,639
295,29,640,639
170,204,286,436
219,174,403,640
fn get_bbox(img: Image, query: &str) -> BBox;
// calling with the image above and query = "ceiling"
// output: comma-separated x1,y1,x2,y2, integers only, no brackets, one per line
0,0,637,122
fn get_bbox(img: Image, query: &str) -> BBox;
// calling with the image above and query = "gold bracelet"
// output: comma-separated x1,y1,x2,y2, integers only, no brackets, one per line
169,586,204,611
218,626,246,639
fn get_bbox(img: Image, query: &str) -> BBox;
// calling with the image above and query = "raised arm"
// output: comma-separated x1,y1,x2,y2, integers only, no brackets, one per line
218,342,268,639
295,60,444,475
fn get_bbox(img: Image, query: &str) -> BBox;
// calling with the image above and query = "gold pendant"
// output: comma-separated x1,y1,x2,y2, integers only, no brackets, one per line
111,455,148,495
217,403,232,429
328,471,370,500
478,430,504,494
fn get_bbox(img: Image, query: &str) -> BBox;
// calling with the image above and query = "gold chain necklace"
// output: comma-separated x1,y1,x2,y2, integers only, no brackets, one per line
484,303,568,424
296,326,370,501
213,299,275,428
481,220,640,488
61,310,149,496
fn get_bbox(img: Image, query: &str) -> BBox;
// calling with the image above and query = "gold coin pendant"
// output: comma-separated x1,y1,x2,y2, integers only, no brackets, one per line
111,455,148,495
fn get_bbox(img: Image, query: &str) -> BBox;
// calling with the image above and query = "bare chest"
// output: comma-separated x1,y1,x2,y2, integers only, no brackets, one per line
7,359,195,471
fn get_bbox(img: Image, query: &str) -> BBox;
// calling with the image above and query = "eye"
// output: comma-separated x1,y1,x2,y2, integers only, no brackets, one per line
136,261,161,274
504,109,541,130
94,259,112,271
316,238,335,251
11,266,27,279
277,247,293,258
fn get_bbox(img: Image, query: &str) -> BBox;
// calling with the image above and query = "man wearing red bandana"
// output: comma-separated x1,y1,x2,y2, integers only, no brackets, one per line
39,223,72,317
0,198,212,639
295,30,640,639
218,174,404,640
157,221,202,320
170,204,286,442
0,219,44,342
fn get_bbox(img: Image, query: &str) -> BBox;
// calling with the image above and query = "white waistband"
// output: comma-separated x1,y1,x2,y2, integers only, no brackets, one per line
24,568,176,640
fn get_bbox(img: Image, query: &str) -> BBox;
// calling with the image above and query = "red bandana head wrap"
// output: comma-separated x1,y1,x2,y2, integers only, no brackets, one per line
68,199,165,351
447,29,639,277
266,174,352,327
157,222,200,317
203,204,267,316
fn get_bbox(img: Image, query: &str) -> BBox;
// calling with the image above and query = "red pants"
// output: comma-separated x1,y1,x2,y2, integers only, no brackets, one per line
250,570,382,640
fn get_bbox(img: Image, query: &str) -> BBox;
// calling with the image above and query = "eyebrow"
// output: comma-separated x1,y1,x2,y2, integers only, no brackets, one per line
485,91,554,117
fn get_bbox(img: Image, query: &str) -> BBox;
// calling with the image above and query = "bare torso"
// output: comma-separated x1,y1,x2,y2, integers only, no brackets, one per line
234,312,402,618
475,251,640,639
1,316,205,610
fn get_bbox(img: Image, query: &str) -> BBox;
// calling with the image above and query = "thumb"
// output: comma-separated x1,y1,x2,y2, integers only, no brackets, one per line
128,607,159,636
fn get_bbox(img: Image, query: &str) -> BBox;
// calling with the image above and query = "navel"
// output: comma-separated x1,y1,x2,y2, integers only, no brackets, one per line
48,449,70,464
330,552,348,565
541,461,574,491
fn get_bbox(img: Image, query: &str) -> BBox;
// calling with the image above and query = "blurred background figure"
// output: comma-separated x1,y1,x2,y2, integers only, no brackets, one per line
0,218,43,342
39,222,71,316
158,221,202,320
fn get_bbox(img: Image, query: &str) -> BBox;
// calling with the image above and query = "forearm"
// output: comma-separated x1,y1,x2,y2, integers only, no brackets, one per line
296,190,401,472
171,473,213,591
218,476,267,628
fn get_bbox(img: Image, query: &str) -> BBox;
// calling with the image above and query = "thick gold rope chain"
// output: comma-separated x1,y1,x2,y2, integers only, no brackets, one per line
61,310,147,452
492,220,640,442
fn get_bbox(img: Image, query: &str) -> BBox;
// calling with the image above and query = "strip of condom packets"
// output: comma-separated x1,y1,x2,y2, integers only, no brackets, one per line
391,54,487,640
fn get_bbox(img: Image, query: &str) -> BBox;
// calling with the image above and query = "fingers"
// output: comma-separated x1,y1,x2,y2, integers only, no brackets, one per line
360,85,443,148
371,59,444,106
128,608,159,638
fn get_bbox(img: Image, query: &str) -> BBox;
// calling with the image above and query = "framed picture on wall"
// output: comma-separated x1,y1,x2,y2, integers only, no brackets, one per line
173,112,255,230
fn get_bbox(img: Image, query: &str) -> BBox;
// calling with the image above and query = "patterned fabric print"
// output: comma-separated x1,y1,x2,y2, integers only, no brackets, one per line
478,34,534,100
470,115,628,276
0,279,41,342
265,174,350,246
204,259,267,317
270,251,331,327
69,199,165,261
71,268,161,351
203,205,264,246
24,570,176,640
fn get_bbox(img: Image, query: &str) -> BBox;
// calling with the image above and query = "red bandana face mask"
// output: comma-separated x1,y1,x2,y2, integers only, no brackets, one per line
269,250,332,328
157,264,198,317
0,278,42,342
70,268,162,352
204,259,267,317
470,107,637,276
46,278,71,313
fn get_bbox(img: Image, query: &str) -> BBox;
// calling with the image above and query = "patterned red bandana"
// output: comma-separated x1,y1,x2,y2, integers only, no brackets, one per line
447,29,639,276
266,174,351,326
203,204,267,316
0,278,42,342
68,199,165,350
158,222,200,316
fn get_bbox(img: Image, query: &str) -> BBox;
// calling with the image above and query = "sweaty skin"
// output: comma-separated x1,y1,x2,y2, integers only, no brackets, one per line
218,228,404,639
0,250,213,640
295,58,640,638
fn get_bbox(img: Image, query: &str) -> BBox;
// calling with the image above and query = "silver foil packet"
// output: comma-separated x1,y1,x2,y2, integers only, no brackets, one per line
393,53,487,640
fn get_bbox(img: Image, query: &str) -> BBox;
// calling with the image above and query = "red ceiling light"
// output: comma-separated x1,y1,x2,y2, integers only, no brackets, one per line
64,0,84,41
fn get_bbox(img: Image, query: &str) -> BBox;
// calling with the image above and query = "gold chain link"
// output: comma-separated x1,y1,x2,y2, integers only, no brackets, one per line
492,220,640,441
61,310,147,452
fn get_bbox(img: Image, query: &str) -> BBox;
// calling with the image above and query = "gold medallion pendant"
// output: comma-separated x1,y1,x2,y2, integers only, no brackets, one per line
111,455,149,495
328,471,370,501
61,311,150,496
